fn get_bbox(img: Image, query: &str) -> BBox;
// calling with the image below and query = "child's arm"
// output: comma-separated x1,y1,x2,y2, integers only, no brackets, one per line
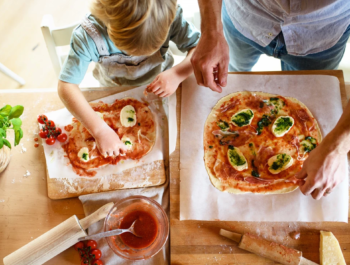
57,80,126,156
146,47,196,97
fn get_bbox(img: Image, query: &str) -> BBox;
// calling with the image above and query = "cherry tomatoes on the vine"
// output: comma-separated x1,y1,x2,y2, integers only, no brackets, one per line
86,240,98,251
92,260,103,265
37,115,48,124
57,133,67,143
45,136,56,145
46,120,55,128
90,249,102,260
39,129,48,139
55,128,62,135
81,258,89,265
74,241,84,251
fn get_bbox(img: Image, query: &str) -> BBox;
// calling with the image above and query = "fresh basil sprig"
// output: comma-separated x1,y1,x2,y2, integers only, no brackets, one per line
0,105,24,149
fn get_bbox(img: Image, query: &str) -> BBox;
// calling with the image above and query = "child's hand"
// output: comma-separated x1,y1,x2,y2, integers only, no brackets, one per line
94,124,127,157
146,69,182,97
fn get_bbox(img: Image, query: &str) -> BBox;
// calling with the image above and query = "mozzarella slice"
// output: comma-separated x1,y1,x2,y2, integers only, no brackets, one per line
120,105,137,127
272,116,294,137
227,146,248,171
300,136,317,153
268,154,293,174
231,109,254,127
122,136,133,150
78,147,89,162
95,111,104,120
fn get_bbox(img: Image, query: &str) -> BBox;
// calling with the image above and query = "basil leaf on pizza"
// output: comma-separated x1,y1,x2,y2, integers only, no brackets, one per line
204,92,321,194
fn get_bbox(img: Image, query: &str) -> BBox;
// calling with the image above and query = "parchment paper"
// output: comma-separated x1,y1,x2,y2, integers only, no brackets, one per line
180,74,349,222
42,85,166,179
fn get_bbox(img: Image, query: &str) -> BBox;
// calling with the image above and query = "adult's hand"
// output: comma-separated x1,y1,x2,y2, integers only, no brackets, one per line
191,32,229,93
296,133,347,200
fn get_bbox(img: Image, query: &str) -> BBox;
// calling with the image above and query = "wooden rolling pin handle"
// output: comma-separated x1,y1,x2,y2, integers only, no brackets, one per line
79,202,114,230
220,229,319,265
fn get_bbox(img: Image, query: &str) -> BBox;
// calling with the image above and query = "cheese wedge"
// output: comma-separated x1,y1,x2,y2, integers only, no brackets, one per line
320,231,346,265
272,116,294,137
231,109,254,127
227,146,248,171
120,105,137,127
78,147,89,162
268,154,293,174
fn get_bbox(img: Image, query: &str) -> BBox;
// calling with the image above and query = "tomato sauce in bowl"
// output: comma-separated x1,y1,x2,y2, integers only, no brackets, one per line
104,196,169,260
120,210,158,249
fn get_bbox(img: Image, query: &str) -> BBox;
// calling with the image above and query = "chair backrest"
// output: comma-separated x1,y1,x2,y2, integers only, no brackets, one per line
41,15,79,77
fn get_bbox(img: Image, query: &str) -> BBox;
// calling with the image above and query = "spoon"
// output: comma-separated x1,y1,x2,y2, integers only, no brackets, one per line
78,220,141,241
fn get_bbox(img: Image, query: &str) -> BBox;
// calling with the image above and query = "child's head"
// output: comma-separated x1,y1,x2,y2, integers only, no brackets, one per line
90,0,177,56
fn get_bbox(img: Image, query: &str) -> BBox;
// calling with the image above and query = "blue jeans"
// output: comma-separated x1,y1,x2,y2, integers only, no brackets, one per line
222,3,350,72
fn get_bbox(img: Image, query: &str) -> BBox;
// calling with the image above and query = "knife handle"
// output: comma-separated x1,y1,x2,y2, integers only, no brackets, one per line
79,202,114,230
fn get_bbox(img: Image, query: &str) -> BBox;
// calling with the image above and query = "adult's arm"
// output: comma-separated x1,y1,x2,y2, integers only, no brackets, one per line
296,99,350,199
191,0,229,92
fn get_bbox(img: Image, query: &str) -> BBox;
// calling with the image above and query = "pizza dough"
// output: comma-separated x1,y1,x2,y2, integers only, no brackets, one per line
204,91,322,194
62,98,156,177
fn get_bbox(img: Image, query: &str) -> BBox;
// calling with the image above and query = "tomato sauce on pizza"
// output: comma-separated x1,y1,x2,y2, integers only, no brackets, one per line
62,98,156,177
204,92,322,194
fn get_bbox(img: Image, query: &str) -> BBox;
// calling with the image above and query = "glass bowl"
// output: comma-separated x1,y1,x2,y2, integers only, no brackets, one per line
104,196,169,260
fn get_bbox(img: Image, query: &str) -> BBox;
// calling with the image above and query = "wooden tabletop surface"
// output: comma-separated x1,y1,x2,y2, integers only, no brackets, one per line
170,70,350,265
0,70,349,265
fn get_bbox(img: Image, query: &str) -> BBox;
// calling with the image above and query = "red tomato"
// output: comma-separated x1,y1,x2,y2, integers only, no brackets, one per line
86,240,98,251
46,120,55,128
57,133,67,143
37,115,48,124
74,241,84,251
81,258,89,265
90,249,102,260
39,129,48,139
55,128,62,135
92,260,103,265
45,136,56,145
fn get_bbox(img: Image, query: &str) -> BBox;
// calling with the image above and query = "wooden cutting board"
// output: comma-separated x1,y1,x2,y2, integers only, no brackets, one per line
0,87,167,200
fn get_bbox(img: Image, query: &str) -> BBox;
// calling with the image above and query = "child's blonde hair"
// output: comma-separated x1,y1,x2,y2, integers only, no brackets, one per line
90,0,177,56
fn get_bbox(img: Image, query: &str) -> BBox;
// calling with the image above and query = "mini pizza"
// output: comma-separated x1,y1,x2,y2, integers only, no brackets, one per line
62,98,156,177
204,91,322,194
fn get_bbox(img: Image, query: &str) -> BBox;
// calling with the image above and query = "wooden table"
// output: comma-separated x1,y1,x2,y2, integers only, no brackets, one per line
170,70,350,264
0,70,349,265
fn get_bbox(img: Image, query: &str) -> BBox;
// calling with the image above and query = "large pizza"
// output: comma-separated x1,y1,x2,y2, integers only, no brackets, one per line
62,98,156,177
204,91,322,194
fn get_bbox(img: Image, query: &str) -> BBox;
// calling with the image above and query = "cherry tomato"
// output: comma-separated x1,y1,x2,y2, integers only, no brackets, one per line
81,258,89,265
92,260,103,265
37,115,48,124
39,129,48,139
46,120,55,128
86,240,98,251
90,249,102,260
57,133,67,143
74,242,84,251
55,128,62,135
45,136,56,145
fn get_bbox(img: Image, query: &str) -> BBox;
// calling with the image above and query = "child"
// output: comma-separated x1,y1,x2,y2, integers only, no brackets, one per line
58,0,200,157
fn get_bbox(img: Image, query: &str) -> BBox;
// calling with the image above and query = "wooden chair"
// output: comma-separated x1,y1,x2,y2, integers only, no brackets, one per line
41,14,99,88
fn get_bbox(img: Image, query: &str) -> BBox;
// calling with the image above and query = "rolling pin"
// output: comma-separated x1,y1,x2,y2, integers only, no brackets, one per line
3,202,114,265
220,229,319,265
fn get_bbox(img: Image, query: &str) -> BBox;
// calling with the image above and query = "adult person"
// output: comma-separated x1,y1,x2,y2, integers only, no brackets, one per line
191,0,350,200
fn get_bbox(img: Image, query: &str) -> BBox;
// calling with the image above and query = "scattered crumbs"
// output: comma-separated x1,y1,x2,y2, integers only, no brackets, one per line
20,143,27,153
0,199,5,203
23,170,31,177
11,179,15,184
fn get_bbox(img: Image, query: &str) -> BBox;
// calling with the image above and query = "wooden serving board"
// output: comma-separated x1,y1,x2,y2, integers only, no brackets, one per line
0,87,167,200
170,70,350,264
